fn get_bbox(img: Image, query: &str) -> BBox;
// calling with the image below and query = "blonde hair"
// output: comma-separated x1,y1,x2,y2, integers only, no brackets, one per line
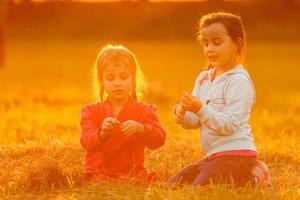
92,44,147,102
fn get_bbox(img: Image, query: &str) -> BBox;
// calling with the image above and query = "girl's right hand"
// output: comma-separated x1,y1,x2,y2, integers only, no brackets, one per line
175,104,186,124
99,117,120,141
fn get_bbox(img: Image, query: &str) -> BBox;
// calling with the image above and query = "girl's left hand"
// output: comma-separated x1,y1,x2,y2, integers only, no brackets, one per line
120,120,145,136
181,91,202,113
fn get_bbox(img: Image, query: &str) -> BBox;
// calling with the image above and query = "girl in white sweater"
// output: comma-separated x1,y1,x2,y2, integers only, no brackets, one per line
168,12,271,187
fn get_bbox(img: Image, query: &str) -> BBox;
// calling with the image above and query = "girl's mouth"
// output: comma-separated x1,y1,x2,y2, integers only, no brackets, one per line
113,89,124,94
208,55,218,60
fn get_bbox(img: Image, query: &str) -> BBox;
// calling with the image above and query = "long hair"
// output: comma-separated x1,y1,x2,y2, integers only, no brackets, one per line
92,44,148,102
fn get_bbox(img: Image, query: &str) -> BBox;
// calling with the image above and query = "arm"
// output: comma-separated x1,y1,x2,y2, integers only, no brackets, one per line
80,105,125,157
178,74,202,129
80,105,103,152
142,105,166,149
174,104,201,129
196,77,254,136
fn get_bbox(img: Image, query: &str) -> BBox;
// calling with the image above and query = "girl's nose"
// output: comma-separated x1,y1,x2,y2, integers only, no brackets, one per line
113,77,122,86
206,43,215,53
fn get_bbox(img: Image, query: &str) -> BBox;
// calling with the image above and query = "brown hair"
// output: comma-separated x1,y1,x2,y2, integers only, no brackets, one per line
92,44,147,101
198,12,246,68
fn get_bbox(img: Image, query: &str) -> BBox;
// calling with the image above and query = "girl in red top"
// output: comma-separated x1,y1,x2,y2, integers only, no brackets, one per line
80,44,166,184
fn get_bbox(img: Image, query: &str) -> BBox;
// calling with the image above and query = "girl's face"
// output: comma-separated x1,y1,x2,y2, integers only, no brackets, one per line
102,63,133,101
202,22,239,69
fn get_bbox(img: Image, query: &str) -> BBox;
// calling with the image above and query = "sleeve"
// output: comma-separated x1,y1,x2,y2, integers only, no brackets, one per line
195,77,254,136
80,105,104,152
179,73,202,129
142,105,166,150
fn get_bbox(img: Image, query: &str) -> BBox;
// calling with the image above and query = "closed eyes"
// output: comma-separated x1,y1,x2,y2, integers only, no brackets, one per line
104,73,130,81
202,38,223,47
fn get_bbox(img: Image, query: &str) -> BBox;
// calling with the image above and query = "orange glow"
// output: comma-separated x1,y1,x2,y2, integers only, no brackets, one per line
29,0,255,2
1,0,299,198
29,0,255,3
30,0,210,2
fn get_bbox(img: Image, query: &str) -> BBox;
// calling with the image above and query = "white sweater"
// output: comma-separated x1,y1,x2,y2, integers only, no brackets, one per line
179,65,257,157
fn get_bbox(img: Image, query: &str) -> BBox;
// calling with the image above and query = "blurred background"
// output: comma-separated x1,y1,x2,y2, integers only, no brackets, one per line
1,0,300,97
0,1,300,197
0,0,300,144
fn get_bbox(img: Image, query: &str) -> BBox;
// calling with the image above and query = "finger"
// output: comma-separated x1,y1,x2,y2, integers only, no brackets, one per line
120,121,129,129
120,120,131,125
103,120,111,127
121,125,132,133
181,92,188,100
179,111,186,117
105,117,115,122
106,117,116,122
181,104,191,112
178,105,186,114
182,92,193,101
176,108,185,117
182,95,192,103
108,119,116,126
123,127,135,135
125,129,136,136
120,123,129,131
180,100,189,109
104,118,113,126
112,118,120,126
181,94,192,104
108,118,119,125
104,120,114,128
176,113,184,120
176,118,183,124
182,91,189,96
182,91,191,97
126,126,135,134
176,107,182,116
183,92,195,102
181,99,191,108
108,120,120,128
178,106,186,114
179,113,184,119
102,124,113,131
179,112,185,118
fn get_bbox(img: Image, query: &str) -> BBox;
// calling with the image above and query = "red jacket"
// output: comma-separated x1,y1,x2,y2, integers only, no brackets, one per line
80,98,166,183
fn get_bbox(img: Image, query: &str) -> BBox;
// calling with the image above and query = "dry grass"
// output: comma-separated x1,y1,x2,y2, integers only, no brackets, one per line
0,39,299,199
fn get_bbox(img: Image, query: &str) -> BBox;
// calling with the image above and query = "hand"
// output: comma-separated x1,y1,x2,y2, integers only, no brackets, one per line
120,120,145,136
180,91,202,113
175,104,186,124
99,117,120,141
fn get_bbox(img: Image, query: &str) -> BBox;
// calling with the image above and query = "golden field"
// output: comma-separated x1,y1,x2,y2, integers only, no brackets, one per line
0,39,299,199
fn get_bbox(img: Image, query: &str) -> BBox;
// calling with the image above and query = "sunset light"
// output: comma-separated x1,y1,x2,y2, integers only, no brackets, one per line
1,0,300,199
